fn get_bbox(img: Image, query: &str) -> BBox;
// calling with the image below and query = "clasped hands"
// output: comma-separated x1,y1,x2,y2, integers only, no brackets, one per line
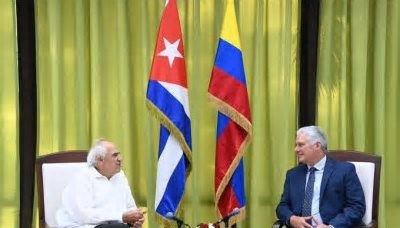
123,208,146,228
289,215,330,228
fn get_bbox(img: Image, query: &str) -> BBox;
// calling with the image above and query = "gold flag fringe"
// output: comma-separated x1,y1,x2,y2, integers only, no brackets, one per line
214,134,251,215
146,100,192,173
228,207,246,227
208,94,252,134
146,99,192,227
208,93,253,226
155,213,174,228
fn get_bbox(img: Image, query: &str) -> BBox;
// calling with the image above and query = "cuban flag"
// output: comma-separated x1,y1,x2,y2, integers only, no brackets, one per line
208,0,252,225
146,0,192,219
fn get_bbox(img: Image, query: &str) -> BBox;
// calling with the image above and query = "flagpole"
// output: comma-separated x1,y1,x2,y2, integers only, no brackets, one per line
208,0,252,226
146,0,192,224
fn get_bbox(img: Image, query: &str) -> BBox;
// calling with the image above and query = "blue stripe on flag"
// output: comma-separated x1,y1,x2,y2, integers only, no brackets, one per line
231,159,246,207
216,112,230,138
214,38,246,85
158,126,170,157
156,151,187,216
147,80,192,148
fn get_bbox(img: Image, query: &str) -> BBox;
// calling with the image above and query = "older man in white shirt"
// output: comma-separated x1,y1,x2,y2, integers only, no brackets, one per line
56,139,145,228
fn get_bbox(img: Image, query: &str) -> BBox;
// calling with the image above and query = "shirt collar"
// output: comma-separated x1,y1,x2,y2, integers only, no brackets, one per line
89,166,122,180
89,166,106,178
308,155,326,171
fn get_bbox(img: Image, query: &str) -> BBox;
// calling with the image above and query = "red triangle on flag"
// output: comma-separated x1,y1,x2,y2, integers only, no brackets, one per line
149,0,187,88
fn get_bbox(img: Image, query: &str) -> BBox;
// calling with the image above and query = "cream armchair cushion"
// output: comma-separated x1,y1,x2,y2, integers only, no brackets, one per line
351,162,375,225
36,151,88,228
42,162,87,227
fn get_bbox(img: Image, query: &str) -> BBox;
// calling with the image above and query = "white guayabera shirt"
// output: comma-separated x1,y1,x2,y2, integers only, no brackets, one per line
56,166,137,228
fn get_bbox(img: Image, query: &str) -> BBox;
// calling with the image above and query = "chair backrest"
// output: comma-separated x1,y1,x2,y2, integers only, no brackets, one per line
327,150,381,226
36,150,88,228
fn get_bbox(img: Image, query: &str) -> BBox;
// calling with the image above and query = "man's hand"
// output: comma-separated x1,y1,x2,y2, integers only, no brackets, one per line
122,208,145,225
289,215,313,228
312,216,330,228
130,217,145,228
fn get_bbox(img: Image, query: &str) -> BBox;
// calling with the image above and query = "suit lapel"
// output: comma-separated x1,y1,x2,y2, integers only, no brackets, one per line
320,157,334,198
295,165,308,213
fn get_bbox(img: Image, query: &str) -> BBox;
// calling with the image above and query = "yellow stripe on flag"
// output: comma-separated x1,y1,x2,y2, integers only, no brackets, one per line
220,0,241,49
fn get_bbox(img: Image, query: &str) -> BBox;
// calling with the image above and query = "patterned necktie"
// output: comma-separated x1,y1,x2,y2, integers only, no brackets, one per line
302,167,317,216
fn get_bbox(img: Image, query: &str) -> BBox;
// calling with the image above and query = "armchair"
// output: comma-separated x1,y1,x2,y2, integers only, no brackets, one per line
273,150,381,228
327,150,381,227
36,150,87,228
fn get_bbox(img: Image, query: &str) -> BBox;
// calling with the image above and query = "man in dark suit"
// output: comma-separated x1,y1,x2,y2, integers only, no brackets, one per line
276,126,365,228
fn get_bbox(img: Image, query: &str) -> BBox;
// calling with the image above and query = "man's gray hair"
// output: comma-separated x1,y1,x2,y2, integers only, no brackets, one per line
87,139,108,167
297,126,328,151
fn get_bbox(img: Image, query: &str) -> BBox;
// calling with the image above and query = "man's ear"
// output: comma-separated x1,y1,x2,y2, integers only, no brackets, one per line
96,157,104,166
315,142,322,150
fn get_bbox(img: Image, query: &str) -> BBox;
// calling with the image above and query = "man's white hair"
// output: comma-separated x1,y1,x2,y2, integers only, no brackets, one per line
87,139,108,167
297,126,328,151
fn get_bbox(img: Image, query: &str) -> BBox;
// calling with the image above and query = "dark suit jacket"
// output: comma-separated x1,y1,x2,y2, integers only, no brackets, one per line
276,157,366,228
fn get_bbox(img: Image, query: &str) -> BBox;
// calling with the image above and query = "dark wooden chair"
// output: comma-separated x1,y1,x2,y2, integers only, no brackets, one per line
273,150,381,228
36,150,87,228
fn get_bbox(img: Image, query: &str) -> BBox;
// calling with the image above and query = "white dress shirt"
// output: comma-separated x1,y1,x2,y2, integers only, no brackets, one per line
56,166,137,228
306,155,326,227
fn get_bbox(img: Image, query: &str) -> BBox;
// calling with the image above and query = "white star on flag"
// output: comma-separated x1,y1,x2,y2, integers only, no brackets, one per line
158,38,183,67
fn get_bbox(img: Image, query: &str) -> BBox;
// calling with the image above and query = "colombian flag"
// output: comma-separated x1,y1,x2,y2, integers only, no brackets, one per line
208,0,252,226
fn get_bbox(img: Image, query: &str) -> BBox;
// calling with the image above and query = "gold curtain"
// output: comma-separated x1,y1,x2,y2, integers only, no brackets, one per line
34,0,299,227
317,0,400,227
0,0,19,227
